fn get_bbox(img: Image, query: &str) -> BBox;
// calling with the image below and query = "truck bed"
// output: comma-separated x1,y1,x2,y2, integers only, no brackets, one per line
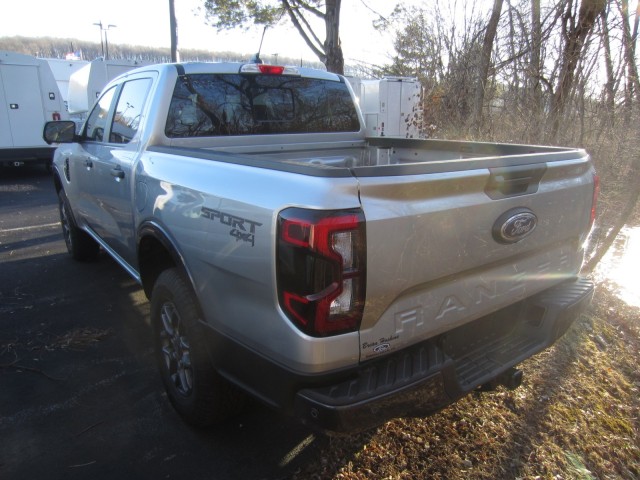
147,136,593,363
157,136,585,174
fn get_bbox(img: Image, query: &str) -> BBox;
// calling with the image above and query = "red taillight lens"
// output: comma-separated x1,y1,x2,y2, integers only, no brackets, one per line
590,173,599,228
277,208,366,337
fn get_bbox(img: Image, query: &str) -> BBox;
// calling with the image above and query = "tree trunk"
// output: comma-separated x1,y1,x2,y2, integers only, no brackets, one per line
531,0,543,140
600,7,616,119
621,0,640,125
282,0,344,74
549,0,607,144
508,4,520,110
471,0,504,131
169,0,179,62
323,0,344,74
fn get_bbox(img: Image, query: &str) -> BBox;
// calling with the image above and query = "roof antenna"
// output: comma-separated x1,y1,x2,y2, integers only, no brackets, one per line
251,26,267,64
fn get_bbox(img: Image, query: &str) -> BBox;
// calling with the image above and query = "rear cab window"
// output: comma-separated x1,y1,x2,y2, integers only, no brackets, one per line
165,73,360,138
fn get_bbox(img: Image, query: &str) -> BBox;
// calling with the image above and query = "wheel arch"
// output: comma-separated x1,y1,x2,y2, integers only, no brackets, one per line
137,221,196,300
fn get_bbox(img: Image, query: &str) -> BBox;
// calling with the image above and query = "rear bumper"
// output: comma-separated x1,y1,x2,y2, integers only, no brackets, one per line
293,277,594,432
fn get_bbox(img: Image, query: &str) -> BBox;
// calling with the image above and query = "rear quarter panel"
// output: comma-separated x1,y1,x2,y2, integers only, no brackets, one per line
136,150,363,373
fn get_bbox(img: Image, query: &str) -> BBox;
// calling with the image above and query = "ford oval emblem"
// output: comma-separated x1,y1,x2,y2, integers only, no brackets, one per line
373,343,391,354
492,208,538,244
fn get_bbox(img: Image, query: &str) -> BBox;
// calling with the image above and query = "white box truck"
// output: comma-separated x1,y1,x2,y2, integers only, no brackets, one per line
67,58,148,122
348,76,423,138
0,51,68,167
43,58,89,122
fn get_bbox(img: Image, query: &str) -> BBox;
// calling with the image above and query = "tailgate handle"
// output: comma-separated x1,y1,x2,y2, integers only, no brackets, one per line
485,164,546,199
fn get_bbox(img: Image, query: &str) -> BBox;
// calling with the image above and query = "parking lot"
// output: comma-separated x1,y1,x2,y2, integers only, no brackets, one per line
0,165,321,479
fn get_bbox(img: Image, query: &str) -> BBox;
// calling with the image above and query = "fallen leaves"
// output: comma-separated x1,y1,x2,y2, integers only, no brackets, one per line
293,285,640,479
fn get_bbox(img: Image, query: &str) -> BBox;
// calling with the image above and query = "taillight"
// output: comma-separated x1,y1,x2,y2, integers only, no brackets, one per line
239,64,300,76
258,65,285,75
277,208,366,337
590,172,599,229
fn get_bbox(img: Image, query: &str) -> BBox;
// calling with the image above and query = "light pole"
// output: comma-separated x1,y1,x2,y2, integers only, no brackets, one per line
93,22,117,59
93,21,104,57
104,24,117,60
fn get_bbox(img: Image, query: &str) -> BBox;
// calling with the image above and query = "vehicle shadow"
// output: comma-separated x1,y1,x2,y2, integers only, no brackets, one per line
0,248,332,480
0,163,51,180
0,232,62,253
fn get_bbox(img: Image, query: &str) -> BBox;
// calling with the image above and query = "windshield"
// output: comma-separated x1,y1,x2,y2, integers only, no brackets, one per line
165,73,360,137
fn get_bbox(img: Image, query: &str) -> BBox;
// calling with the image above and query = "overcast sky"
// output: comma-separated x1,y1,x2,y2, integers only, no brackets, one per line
1,0,407,66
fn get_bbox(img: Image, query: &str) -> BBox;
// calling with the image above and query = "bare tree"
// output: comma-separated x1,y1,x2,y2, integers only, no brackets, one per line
203,0,345,73
531,0,543,139
549,0,608,144
599,5,616,121
471,0,505,130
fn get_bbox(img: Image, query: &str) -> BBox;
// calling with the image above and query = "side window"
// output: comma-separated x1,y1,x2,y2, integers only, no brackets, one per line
84,86,117,142
110,78,152,144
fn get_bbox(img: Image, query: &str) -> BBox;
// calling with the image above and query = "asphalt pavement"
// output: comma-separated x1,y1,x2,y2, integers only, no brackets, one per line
0,165,325,479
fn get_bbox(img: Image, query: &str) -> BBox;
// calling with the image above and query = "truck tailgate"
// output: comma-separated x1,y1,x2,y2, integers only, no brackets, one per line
356,155,595,361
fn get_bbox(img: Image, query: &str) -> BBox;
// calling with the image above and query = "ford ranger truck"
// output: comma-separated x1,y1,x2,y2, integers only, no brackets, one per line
43,61,597,433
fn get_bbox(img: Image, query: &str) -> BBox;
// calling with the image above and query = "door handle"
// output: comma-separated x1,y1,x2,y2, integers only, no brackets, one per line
111,167,125,179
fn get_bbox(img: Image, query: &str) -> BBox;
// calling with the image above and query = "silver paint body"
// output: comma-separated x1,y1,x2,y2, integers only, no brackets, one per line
52,62,596,375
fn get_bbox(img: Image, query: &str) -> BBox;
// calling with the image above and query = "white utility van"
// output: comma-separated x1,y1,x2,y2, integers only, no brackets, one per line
67,58,148,122
0,51,67,167
43,58,89,122
348,76,423,138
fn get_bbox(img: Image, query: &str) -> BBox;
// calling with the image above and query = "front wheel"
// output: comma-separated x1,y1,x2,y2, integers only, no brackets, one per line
151,268,245,427
57,189,99,261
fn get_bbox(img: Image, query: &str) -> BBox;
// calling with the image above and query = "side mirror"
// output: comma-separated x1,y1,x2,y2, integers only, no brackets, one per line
43,121,78,145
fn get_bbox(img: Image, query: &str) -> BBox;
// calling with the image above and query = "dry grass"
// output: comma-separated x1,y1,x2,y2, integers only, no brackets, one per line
293,286,640,479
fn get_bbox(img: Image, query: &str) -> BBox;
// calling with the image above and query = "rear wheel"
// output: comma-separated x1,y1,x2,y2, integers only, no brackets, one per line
57,189,99,261
151,268,245,426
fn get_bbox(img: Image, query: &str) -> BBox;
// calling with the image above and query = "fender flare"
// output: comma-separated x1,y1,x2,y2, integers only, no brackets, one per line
137,220,197,299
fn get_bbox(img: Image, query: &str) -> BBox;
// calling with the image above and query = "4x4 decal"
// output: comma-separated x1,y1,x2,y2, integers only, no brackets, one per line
201,207,262,247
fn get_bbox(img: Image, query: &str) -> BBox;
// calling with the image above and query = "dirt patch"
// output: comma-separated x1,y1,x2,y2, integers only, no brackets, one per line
1,327,111,357
44,327,112,351
292,285,640,479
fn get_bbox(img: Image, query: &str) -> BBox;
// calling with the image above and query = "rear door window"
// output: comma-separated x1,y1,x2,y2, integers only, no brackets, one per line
110,78,153,144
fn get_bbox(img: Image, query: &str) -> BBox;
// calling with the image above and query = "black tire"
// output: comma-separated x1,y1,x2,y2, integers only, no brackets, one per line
151,268,245,427
57,189,99,261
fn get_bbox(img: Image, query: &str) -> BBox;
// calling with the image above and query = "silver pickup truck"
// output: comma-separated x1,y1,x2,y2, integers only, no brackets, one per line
43,61,597,433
